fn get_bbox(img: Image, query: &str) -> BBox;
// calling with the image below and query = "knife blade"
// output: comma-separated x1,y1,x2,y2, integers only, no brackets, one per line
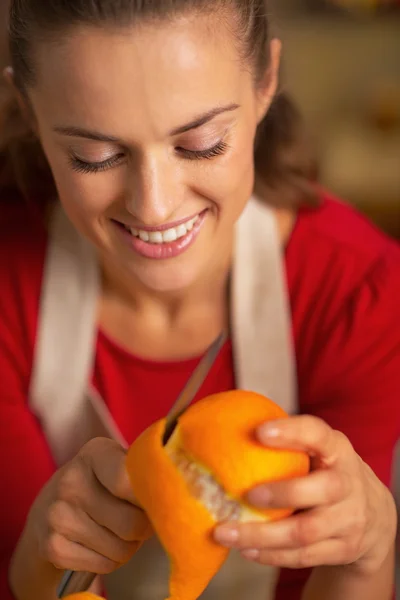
162,329,227,444
57,330,227,598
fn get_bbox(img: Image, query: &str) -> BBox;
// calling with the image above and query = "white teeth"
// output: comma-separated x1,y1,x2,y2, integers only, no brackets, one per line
138,230,149,242
162,228,178,243
175,224,187,238
148,231,163,244
129,215,199,244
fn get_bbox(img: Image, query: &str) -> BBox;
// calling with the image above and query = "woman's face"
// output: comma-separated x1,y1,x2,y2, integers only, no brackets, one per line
27,15,279,293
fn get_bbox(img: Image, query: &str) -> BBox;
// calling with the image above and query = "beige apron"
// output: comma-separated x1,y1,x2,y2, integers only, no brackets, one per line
29,197,297,600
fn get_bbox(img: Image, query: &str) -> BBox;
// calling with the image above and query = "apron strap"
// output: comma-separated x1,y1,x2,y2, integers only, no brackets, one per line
29,205,101,465
232,197,297,415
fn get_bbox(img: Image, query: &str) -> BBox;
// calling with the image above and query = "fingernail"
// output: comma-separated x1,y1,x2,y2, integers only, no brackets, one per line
214,526,239,546
247,486,272,508
241,549,260,560
258,424,281,443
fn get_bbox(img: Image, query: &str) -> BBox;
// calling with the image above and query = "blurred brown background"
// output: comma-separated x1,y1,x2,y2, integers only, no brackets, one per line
272,0,400,240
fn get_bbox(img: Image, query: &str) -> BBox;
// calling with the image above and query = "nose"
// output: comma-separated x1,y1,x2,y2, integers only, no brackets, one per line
125,151,182,226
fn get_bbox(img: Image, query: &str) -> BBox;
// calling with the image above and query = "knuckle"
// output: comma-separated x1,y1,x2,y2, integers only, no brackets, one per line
114,540,139,564
114,508,143,542
317,421,333,449
45,532,67,568
47,500,74,536
344,536,363,562
96,558,121,575
297,415,319,439
295,546,314,569
349,505,368,534
335,430,352,453
57,462,87,503
238,524,256,548
80,437,109,456
279,482,298,508
292,516,319,546
326,471,347,502
299,415,332,451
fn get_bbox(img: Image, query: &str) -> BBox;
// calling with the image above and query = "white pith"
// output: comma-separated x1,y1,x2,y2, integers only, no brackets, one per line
166,429,265,523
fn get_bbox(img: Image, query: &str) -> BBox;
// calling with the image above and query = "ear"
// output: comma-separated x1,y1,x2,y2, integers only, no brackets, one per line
3,66,38,132
256,38,282,124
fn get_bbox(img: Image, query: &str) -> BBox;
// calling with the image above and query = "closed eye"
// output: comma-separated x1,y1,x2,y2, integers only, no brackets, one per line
176,140,229,161
68,140,229,174
69,153,125,174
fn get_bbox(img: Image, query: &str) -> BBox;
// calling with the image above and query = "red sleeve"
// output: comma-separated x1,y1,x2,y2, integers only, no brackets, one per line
276,248,400,600
0,219,56,598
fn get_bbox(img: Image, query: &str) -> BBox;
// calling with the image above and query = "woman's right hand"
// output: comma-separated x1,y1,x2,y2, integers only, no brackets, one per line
27,437,152,575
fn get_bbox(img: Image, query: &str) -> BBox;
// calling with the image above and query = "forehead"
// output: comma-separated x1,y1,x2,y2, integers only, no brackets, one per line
30,15,249,138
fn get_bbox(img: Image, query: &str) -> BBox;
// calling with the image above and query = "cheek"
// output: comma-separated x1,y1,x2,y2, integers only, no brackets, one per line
57,170,125,217
43,143,125,220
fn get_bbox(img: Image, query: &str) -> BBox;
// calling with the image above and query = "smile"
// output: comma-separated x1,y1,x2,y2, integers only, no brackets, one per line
124,214,200,244
112,210,207,260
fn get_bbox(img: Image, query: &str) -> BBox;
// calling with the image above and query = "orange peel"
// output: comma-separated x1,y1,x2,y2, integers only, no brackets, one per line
126,390,310,600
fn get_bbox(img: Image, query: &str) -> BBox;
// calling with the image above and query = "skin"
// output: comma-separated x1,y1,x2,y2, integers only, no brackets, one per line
6,12,396,600
23,16,279,360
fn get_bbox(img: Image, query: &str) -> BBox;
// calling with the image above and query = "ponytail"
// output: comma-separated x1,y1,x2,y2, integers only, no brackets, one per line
254,91,320,207
0,86,55,212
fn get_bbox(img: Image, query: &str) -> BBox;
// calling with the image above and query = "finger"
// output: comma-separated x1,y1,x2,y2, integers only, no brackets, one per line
257,415,350,467
241,538,349,569
80,438,137,504
48,500,138,565
58,455,151,542
214,506,349,550
247,469,350,510
81,476,151,542
45,532,125,574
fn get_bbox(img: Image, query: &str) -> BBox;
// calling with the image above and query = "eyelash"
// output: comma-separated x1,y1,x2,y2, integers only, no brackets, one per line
69,140,229,174
69,154,123,175
176,140,229,161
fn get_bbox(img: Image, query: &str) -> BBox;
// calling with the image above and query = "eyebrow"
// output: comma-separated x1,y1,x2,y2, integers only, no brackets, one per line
52,103,240,143
169,103,240,135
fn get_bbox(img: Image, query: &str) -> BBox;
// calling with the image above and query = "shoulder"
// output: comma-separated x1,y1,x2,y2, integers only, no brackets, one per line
286,190,399,323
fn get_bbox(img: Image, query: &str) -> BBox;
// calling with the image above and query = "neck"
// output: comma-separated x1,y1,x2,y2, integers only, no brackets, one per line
100,238,233,329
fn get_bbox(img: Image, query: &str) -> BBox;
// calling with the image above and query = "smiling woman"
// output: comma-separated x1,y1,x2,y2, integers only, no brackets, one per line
0,2,399,600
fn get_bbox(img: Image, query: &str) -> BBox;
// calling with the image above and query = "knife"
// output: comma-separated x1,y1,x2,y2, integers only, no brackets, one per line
57,330,227,598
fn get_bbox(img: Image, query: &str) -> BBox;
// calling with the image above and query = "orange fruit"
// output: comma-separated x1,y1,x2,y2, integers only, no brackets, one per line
126,390,310,600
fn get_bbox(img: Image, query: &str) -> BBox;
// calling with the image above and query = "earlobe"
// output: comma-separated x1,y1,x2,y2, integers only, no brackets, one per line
2,65,37,132
256,38,282,124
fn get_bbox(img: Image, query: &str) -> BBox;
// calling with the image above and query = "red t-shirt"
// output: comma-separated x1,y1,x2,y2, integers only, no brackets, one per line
0,192,399,599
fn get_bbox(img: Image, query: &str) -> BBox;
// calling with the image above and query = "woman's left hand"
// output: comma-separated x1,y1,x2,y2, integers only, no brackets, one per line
214,415,397,575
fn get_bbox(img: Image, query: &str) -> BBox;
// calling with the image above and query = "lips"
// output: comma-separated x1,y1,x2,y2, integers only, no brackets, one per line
112,210,207,260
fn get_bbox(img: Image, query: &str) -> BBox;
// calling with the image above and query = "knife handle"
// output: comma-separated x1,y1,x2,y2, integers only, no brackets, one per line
57,570,97,597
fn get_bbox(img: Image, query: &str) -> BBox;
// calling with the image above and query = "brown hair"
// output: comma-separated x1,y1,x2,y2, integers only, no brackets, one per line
0,0,319,210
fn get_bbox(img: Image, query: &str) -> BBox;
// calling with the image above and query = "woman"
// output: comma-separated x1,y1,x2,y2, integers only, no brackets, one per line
0,1,399,599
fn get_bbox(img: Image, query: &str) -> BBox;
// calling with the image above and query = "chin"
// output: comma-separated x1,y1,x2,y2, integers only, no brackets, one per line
129,261,203,294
